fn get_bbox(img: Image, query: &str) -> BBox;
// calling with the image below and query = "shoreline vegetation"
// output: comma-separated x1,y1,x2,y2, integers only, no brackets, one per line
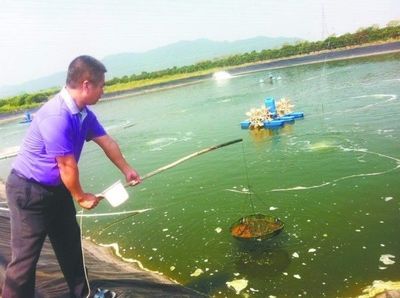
1,24,399,120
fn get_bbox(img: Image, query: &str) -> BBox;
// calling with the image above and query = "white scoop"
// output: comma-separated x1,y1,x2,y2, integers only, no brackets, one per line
98,180,129,207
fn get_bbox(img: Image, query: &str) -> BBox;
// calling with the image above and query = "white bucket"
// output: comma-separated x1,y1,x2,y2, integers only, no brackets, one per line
99,180,129,207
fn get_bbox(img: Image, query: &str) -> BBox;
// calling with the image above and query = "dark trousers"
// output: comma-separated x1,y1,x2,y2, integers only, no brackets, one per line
2,171,89,298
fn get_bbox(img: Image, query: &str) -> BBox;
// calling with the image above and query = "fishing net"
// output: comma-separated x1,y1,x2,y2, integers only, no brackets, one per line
230,214,284,241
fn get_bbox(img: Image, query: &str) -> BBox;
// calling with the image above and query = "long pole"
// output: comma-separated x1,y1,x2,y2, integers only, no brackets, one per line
125,138,243,186
98,138,243,234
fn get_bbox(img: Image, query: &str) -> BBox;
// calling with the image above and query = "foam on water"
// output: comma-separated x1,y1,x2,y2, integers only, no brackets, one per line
147,133,194,151
307,141,338,152
217,98,232,103
147,137,178,151
212,71,233,81
226,278,248,294
270,146,400,192
0,145,20,160
76,208,152,218
98,242,153,272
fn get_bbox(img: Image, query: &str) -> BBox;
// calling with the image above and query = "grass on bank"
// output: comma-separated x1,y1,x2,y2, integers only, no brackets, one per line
103,69,214,94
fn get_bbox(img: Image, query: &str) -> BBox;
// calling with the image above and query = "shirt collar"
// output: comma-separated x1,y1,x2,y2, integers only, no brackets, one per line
60,86,87,121
61,86,81,114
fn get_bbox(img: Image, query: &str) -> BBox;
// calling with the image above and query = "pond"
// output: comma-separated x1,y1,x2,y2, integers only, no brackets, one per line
1,52,399,297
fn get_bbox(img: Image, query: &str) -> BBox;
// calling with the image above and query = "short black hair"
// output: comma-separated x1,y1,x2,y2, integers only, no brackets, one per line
66,55,107,88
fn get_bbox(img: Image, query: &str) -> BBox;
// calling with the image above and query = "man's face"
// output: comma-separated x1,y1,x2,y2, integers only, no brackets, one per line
84,74,105,105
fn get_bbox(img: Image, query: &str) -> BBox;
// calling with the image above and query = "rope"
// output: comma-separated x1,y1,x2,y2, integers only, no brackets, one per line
240,141,256,214
79,208,91,298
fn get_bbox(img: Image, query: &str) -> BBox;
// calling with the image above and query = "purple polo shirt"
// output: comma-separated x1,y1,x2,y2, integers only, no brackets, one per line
12,88,106,186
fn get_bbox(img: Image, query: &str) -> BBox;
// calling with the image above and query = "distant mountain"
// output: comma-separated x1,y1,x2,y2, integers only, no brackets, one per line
0,72,66,98
102,36,300,78
0,36,299,98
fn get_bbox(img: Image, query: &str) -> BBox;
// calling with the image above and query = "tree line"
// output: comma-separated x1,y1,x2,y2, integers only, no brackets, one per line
0,89,58,114
1,23,399,114
104,24,400,85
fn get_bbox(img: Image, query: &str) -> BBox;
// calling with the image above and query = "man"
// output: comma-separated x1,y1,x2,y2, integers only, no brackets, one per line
2,55,141,297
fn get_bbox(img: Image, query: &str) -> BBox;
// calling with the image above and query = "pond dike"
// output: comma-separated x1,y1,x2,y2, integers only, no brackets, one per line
0,181,206,297
101,41,400,102
1,41,400,124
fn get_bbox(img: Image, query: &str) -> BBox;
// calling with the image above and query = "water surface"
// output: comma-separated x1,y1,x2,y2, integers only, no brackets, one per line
1,53,399,297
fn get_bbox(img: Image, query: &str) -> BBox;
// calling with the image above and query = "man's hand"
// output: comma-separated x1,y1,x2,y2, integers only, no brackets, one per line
76,193,100,210
124,167,141,186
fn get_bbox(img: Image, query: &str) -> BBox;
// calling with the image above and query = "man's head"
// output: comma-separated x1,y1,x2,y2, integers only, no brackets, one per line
66,55,107,106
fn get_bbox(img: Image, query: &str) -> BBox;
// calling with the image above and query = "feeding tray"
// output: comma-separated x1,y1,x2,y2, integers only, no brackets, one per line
230,214,284,241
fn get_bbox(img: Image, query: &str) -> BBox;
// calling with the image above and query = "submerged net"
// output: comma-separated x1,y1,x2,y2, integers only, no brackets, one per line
230,214,284,240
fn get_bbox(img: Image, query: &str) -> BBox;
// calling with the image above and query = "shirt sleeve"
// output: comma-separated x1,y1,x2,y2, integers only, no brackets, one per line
85,112,106,141
39,114,74,156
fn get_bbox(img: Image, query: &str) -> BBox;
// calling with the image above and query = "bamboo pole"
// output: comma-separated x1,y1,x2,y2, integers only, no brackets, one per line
97,139,243,234
125,138,243,186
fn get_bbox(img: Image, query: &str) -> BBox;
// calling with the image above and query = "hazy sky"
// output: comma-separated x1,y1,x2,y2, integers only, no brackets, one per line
0,0,399,87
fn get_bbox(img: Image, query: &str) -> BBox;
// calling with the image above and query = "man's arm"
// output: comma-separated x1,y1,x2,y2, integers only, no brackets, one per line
93,134,141,185
56,154,99,209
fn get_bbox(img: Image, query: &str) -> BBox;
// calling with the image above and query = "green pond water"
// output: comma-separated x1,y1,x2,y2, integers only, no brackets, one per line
0,53,399,297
